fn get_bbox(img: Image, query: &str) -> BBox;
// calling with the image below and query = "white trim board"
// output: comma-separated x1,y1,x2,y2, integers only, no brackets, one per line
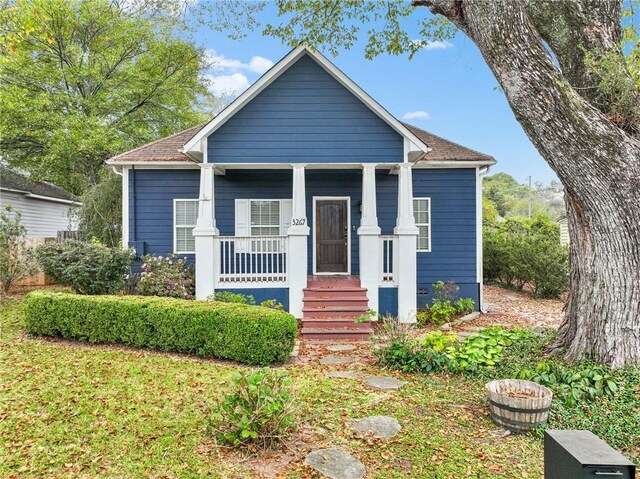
312,196,351,275
182,45,429,159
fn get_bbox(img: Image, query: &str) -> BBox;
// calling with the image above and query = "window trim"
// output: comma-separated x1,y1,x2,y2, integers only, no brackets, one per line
173,198,199,254
413,197,432,253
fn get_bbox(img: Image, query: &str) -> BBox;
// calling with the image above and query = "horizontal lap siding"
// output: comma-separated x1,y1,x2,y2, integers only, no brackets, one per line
129,169,199,260
207,55,403,164
0,191,76,238
413,168,479,308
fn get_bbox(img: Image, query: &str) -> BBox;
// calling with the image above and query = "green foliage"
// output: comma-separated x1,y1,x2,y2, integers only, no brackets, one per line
484,214,569,298
259,299,284,310
416,281,475,326
449,328,529,371
0,0,216,194
209,291,256,305
24,290,298,365
355,309,377,323
421,331,458,352
77,170,121,247
137,254,195,300
375,336,452,374
0,205,37,292
211,368,296,448
35,240,133,294
516,361,618,407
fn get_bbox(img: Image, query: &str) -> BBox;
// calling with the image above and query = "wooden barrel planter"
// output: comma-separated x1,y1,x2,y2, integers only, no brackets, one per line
485,379,553,433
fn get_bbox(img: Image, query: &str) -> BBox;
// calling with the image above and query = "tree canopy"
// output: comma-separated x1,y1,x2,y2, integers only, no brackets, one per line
0,0,216,194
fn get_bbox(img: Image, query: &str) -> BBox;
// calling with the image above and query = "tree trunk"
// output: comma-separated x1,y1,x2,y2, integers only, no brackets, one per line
423,0,640,367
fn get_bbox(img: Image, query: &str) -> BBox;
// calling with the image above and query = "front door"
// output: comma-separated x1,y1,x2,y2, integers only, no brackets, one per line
315,198,349,273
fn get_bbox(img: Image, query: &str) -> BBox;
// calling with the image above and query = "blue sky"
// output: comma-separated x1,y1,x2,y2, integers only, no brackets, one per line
192,3,558,184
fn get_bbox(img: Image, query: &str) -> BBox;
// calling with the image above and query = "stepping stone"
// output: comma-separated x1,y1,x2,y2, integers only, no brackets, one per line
327,344,356,352
319,355,353,366
327,371,361,379
363,376,406,391
350,415,401,439
305,448,365,479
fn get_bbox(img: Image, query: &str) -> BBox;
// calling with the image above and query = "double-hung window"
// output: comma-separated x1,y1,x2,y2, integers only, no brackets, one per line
174,199,199,254
413,197,431,252
250,200,281,236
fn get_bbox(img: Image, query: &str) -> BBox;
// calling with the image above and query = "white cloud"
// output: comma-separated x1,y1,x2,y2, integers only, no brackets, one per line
412,40,454,51
206,50,274,74
402,110,430,121
206,73,250,96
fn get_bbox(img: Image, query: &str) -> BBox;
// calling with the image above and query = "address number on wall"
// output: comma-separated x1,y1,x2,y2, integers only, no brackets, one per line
292,218,306,226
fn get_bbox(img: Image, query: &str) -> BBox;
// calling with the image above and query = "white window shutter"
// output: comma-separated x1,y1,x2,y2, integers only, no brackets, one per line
280,199,293,235
235,199,250,236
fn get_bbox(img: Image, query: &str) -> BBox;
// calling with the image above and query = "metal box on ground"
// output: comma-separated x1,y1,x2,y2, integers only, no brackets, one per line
544,430,636,478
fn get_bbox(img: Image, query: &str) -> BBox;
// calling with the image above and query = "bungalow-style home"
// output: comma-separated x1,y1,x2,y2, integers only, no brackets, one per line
0,165,79,238
107,45,495,340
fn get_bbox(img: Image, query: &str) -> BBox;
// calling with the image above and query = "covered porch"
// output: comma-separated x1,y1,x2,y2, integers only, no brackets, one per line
193,162,419,322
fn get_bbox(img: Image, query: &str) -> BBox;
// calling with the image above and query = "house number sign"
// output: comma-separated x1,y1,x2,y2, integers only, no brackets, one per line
292,218,306,226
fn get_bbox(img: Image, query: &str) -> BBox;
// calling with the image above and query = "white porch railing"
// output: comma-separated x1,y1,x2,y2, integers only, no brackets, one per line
380,235,397,285
217,236,288,286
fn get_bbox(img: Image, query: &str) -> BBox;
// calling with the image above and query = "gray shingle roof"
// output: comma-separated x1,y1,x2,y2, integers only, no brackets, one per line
107,122,495,164
0,165,78,202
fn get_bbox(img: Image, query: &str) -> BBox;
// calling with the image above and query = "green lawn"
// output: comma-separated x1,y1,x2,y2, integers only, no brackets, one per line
0,295,543,478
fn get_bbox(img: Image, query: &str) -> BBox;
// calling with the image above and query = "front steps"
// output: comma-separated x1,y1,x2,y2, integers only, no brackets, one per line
300,277,374,341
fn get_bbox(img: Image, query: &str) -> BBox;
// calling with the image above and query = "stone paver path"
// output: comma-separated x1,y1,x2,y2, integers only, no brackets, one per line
305,448,365,479
363,375,406,391
327,344,356,352
326,371,361,379
319,355,353,366
350,415,401,439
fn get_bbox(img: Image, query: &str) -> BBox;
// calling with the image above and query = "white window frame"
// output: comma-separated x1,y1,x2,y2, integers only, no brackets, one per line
249,200,282,237
413,197,432,253
173,199,199,254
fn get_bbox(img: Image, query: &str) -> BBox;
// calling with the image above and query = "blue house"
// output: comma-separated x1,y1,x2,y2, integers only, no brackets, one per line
107,46,495,340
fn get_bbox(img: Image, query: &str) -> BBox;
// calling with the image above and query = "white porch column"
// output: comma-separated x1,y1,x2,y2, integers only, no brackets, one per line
193,163,219,300
358,164,380,317
287,164,309,318
394,163,418,323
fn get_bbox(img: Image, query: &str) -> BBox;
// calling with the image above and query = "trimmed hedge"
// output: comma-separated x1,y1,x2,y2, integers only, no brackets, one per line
24,291,298,365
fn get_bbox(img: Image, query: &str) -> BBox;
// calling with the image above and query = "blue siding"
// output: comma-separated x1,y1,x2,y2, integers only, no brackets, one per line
207,55,403,164
413,168,479,308
215,288,289,311
129,168,199,260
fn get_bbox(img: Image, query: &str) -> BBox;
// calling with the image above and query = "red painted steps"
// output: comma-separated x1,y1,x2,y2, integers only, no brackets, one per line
300,276,373,341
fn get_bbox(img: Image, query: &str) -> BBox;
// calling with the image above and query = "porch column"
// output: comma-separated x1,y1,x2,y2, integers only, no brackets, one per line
193,163,219,300
358,164,380,317
287,164,309,317
394,163,418,322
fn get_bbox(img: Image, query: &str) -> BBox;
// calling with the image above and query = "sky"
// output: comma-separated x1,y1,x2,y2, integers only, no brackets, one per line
191,2,559,185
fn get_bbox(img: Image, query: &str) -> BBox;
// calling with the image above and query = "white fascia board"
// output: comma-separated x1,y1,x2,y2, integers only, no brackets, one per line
104,161,200,169
182,45,430,156
24,193,81,206
412,159,497,168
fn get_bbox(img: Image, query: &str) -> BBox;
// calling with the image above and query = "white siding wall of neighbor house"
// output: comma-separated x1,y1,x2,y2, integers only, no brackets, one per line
0,190,77,238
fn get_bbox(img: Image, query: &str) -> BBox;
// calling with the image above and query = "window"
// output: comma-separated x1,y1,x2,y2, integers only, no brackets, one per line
250,200,281,236
413,198,431,252
174,199,198,253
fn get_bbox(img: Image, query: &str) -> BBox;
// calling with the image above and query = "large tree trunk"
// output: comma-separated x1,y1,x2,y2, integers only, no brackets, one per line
422,0,640,367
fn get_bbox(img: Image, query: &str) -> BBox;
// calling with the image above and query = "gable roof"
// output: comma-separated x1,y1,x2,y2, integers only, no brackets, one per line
0,165,79,203
107,124,206,164
181,45,429,159
107,121,494,165
402,123,495,164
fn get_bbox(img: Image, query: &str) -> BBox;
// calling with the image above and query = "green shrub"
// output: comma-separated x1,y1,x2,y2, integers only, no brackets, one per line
0,205,38,292
484,214,569,298
24,291,298,365
259,299,284,310
35,240,134,294
137,254,195,299
448,327,529,370
416,281,475,326
210,369,296,448
209,291,256,305
421,331,458,352
454,298,475,314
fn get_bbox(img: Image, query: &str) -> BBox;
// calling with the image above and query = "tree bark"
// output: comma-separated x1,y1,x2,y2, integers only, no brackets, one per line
422,0,640,367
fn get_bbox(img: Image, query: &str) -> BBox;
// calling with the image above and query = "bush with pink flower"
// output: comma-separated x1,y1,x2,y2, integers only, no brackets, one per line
136,254,195,299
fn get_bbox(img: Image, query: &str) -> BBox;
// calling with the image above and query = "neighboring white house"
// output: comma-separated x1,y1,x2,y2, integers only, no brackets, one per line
0,165,80,238
558,217,569,246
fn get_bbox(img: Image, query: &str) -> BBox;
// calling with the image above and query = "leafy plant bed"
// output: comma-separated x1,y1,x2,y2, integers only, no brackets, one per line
24,290,297,365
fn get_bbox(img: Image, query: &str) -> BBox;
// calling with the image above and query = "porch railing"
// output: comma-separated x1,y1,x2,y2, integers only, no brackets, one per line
217,235,288,286
380,235,397,285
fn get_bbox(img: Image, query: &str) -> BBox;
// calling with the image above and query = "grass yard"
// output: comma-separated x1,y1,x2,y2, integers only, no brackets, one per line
2,294,544,478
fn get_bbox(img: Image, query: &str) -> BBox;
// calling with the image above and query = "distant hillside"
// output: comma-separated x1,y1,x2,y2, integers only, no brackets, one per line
484,172,565,220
